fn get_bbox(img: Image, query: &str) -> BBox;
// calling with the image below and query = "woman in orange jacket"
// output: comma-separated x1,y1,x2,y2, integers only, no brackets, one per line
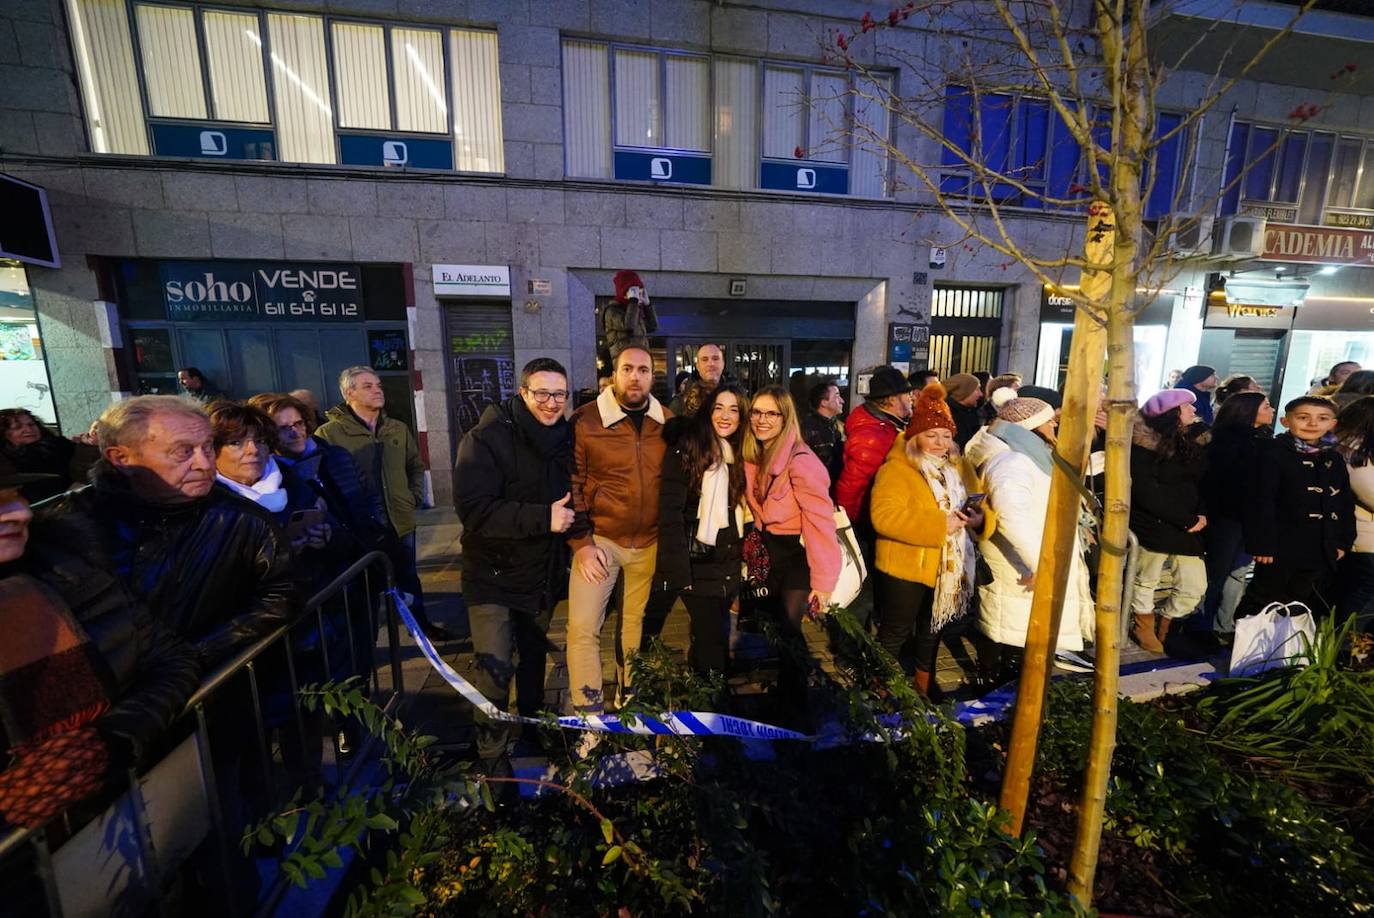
869,382,984,698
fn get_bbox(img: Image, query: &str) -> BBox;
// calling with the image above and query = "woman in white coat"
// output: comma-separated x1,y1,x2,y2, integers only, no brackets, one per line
963,396,1095,683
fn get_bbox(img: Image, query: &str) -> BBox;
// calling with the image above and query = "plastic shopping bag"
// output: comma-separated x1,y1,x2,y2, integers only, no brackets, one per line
829,506,868,610
1229,601,1317,677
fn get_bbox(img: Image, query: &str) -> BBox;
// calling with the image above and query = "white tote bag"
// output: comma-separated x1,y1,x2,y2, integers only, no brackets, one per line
1229,601,1317,677
829,505,869,609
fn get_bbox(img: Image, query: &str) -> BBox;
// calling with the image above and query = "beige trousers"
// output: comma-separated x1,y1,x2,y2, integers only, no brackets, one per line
565,535,658,713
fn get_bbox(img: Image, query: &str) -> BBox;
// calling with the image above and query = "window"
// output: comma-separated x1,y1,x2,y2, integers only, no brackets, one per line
65,0,502,171
1222,121,1374,222
763,65,851,164
611,47,709,152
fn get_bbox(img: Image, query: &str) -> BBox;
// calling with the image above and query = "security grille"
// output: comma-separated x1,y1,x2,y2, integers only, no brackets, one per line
930,285,1005,377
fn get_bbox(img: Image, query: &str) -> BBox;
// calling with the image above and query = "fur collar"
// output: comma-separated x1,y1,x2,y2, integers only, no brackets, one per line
595,384,665,428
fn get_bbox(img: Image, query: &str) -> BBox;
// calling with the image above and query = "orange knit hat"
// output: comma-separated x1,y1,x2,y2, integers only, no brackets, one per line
906,381,956,438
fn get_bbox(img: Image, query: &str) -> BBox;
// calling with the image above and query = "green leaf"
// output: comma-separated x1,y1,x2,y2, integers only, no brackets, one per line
366,813,400,831
602,845,623,866
599,818,615,845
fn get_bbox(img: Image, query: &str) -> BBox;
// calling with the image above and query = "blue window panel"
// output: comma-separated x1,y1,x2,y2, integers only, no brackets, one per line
1298,132,1334,224
1245,126,1278,201
941,173,972,196
978,93,1014,175
1274,132,1307,203
151,123,275,161
613,150,711,185
759,160,848,194
1220,121,1249,216
941,85,974,167
1089,112,1112,186
338,134,455,170
1016,99,1050,182
1046,117,1084,206
1144,111,1184,220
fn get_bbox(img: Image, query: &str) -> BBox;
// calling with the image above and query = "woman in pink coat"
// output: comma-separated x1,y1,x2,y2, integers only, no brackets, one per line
743,385,839,727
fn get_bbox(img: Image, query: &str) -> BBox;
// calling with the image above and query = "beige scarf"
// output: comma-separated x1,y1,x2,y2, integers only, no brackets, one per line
917,452,976,631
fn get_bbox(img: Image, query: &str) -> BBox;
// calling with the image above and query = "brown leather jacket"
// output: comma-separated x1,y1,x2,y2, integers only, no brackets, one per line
568,386,671,553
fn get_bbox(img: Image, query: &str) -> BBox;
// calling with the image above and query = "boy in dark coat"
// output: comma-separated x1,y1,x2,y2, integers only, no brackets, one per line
1236,395,1356,619
454,358,573,776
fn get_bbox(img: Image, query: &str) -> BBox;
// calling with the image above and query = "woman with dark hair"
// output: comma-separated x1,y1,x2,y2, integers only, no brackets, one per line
0,408,98,503
1214,375,1261,406
657,383,749,678
1201,391,1275,637
1128,390,1210,653
1335,396,1374,634
1334,370,1374,412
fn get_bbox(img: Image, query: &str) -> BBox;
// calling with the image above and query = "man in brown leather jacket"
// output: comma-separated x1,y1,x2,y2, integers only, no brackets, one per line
566,345,671,713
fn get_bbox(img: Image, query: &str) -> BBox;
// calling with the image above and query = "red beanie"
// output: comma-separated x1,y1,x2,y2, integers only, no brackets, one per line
613,269,645,301
906,382,957,439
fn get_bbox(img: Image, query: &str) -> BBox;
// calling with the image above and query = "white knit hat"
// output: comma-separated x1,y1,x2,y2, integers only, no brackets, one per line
990,386,1019,409
998,396,1055,430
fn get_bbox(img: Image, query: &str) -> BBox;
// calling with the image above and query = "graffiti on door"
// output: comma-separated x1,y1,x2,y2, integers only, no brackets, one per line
454,357,516,431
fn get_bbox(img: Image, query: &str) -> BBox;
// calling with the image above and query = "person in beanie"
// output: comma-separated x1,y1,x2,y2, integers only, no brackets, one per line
1174,365,1219,425
602,270,658,359
869,383,984,698
944,373,984,448
835,366,914,530
1127,389,1210,653
1235,395,1355,621
963,396,1095,682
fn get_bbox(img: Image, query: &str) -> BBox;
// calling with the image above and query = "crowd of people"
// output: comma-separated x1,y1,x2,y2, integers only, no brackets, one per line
6,334,1374,828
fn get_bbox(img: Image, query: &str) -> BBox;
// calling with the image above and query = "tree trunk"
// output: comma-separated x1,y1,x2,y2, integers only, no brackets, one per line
997,218,1110,835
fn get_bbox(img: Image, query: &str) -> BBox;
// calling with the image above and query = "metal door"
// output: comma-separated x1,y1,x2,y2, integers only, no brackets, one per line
444,303,516,452
929,286,1005,377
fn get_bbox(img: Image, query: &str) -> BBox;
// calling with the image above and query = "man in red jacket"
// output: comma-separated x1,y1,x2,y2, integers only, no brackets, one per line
836,366,914,537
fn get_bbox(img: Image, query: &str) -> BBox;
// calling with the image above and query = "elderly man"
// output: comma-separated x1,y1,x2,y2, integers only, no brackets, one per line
317,367,452,641
36,396,298,665
669,342,728,417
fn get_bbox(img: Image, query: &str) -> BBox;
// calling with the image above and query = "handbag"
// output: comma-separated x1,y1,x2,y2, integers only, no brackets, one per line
829,505,868,609
1229,601,1317,677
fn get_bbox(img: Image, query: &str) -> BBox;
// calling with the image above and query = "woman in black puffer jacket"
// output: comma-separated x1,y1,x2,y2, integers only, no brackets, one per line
1201,392,1274,637
657,383,750,679
1128,389,1210,653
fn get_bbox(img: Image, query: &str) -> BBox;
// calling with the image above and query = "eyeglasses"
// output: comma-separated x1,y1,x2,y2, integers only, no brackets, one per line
749,410,783,421
223,437,270,452
277,420,308,433
526,389,569,404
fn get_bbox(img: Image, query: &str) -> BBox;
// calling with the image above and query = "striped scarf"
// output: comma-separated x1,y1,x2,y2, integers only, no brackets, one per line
916,453,976,632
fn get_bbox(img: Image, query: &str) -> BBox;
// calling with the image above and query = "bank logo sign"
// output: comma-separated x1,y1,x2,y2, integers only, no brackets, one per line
161,261,364,322
432,264,511,298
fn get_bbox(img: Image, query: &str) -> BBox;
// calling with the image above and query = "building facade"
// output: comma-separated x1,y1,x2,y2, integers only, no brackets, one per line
2,0,1373,505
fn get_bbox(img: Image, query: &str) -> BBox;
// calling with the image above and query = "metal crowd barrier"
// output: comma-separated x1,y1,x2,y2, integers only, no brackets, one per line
0,550,407,917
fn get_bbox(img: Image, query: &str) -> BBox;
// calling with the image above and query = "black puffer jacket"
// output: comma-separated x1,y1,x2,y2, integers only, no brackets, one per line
1203,425,1273,523
3,513,201,766
1244,433,1356,569
1129,417,1209,556
36,464,302,666
656,418,743,598
0,433,99,503
455,398,572,613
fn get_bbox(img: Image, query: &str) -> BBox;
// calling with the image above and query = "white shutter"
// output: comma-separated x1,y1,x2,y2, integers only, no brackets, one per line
392,27,447,134
808,72,849,164
664,55,709,152
763,66,803,160
614,49,659,147
265,13,335,164
332,22,390,130
204,11,269,123
450,28,504,173
67,0,149,154
713,57,756,189
851,74,891,197
562,39,610,178
134,4,206,119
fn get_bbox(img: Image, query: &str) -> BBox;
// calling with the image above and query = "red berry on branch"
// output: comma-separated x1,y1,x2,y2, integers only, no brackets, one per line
794,145,804,159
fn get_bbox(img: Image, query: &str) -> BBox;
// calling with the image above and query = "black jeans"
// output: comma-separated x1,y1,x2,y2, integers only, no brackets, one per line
681,592,734,676
1337,551,1374,634
1234,560,1323,621
873,570,938,673
468,603,551,765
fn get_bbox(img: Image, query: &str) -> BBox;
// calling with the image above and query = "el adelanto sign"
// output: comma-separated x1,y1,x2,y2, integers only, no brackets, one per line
1262,222,1374,267
161,261,364,321
432,264,511,297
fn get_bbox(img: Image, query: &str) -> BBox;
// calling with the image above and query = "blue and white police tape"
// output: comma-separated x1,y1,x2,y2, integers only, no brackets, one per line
389,589,812,741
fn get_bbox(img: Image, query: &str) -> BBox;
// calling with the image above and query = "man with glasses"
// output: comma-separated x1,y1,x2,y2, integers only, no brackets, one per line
565,346,671,719
318,367,453,641
454,358,573,779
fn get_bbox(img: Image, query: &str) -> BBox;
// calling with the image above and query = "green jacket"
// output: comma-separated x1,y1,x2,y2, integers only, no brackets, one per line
317,404,425,537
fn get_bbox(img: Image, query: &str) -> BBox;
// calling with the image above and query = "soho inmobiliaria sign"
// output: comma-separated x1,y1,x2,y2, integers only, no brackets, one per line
1262,222,1374,267
432,265,511,297
161,261,364,321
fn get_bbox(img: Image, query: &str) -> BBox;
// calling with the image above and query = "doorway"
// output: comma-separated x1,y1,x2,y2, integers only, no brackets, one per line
667,339,792,397
929,285,1005,377
443,301,516,453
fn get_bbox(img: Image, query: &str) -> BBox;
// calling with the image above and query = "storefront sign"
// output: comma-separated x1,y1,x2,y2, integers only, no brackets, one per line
433,264,511,297
1262,222,1374,267
1325,211,1374,230
0,173,59,268
1204,300,1295,329
1041,285,1078,321
338,134,454,170
759,161,849,195
150,123,275,161
613,150,712,186
1240,202,1297,222
160,261,363,321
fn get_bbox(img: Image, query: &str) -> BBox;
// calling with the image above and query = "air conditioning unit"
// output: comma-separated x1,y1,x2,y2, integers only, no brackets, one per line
1167,214,1215,256
1213,216,1266,258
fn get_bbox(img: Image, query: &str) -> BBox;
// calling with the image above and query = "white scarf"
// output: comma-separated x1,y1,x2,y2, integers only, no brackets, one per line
695,438,735,546
917,452,976,632
217,456,289,514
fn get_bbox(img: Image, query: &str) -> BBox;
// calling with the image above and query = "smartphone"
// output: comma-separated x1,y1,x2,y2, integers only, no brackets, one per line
962,493,987,512
286,507,326,541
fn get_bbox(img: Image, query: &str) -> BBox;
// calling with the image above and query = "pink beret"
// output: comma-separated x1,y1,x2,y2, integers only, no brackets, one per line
1142,388,1196,418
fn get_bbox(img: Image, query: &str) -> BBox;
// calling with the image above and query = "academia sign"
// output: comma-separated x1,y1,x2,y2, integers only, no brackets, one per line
1262,223,1374,267
161,261,364,321
432,264,511,297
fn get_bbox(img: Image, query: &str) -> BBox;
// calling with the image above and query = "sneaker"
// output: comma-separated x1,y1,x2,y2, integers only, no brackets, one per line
1054,650,1095,673
571,729,602,760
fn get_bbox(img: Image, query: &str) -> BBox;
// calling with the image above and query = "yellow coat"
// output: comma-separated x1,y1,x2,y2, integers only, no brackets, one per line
870,438,984,586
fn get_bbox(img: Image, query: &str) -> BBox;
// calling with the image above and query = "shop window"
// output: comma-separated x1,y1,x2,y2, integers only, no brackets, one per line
1222,121,1374,222
0,261,58,425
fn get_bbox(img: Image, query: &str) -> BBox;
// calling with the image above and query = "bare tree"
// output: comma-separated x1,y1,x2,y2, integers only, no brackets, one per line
821,0,1345,904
